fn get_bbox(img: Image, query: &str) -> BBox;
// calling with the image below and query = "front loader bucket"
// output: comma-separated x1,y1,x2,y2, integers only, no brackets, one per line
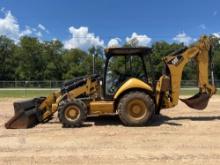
180,93,210,110
5,97,45,129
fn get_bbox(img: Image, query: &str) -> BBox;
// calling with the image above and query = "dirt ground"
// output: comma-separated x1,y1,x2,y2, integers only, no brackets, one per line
0,96,220,165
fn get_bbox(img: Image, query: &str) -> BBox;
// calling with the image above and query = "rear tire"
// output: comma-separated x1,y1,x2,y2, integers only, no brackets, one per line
118,91,155,126
58,100,87,128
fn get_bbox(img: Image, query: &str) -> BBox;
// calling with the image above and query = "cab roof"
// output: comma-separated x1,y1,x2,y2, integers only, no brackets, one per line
105,47,152,58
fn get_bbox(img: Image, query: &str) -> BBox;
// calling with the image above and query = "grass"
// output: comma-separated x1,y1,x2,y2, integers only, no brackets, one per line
0,89,58,98
0,88,219,98
180,89,220,95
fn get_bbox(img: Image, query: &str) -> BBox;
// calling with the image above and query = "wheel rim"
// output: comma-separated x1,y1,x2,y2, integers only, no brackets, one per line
64,105,80,122
127,99,148,120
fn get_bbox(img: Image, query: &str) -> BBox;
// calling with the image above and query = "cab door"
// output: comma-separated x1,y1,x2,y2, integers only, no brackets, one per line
103,55,149,100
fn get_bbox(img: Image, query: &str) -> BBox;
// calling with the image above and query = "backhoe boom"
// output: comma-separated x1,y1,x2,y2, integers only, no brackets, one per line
160,36,216,109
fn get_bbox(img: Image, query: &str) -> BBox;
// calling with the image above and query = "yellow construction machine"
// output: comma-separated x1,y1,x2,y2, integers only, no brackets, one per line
5,36,216,129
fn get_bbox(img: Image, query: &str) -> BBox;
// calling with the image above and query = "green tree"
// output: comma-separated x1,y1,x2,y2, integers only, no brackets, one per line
0,35,218,84
151,41,185,79
43,40,64,80
15,36,45,80
212,38,220,80
62,48,88,79
0,36,16,80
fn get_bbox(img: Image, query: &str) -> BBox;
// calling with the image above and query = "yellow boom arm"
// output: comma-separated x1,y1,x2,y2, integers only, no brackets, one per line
159,36,216,109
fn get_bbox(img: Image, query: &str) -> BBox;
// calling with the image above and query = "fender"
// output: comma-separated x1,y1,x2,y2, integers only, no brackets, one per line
113,78,153,99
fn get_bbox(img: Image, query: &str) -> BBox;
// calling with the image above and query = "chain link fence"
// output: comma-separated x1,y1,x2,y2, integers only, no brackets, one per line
181,80,220,88
0,80,219,88
0,80,219,97
0,81,64,88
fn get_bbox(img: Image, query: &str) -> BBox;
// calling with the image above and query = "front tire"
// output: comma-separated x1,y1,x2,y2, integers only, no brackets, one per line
58,100,87,128
118,91,155,126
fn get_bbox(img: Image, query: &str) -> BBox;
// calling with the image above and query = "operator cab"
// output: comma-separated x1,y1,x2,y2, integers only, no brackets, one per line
103,47,154,99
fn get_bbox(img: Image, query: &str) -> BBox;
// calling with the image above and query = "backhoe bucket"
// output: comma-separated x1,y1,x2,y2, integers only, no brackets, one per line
180,93,210,110
5,97,45,129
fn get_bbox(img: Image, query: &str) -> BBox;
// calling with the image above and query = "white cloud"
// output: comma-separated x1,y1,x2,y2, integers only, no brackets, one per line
19,26,33,37
107,38,121,48
38,24,49,33
0,9,48,41
126,32,152,47
36,31,42,37
52,38,58,41
199,24,206,30
0,10,20,41
38,24,46,31
64,26,104,50
173,32,194,45
21,26,45,38
213,32,220,38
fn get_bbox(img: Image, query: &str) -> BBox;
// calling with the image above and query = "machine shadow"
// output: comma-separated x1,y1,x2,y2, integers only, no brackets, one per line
150,115,220,127
86,115,122,126
48,115,220,128
86,115,220,127
85,115,180,127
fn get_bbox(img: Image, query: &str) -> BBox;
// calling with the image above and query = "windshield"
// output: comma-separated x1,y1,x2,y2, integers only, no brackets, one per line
106,55,148,95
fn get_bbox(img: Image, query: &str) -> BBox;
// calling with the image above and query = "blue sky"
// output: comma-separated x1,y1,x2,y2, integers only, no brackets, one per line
0,0,219,50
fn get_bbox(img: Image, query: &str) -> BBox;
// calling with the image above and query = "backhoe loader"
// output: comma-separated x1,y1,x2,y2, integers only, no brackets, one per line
5,35,216,129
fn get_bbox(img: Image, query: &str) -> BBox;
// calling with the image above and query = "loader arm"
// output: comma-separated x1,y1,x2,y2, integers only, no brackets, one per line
5,75,101,129
40,75,101,121
159,36,216,109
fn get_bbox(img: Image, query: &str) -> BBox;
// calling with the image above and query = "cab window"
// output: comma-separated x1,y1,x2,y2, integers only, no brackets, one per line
106,55,147,96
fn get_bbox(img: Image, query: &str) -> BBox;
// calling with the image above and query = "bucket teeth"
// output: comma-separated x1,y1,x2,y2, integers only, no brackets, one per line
180,93,210,110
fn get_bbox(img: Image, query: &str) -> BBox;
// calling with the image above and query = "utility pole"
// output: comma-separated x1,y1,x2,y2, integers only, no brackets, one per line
93,52,95,74
93,48,97,74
